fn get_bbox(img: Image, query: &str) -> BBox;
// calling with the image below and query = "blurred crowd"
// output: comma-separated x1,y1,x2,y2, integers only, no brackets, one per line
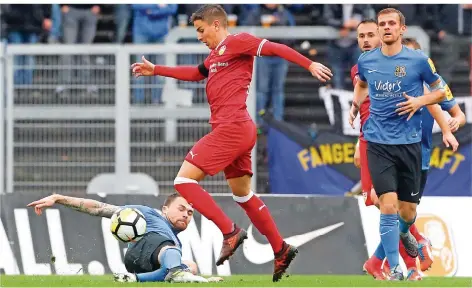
0,4,471,113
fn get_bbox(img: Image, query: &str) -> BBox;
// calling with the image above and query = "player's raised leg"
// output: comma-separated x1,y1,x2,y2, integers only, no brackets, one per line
174,161,236,236
224,124,297,282
228,175,298,282
174,124,251,265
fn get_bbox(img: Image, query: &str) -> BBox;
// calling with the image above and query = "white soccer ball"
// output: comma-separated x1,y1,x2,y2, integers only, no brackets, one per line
110,208,147,243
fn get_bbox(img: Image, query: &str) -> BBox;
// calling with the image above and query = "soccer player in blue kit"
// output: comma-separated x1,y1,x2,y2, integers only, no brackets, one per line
27,193,220,283
348,8,457,280
362,37,464,281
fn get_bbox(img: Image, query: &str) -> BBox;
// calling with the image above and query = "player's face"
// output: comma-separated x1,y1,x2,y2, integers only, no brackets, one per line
357,23,380,52
405,43,416,50
162,196,194,231
377,13,406,45
193,19,219,50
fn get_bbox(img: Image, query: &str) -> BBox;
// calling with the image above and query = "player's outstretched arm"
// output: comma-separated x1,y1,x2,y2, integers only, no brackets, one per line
259,42,332,82
27,194,119,218
131,56,206,82
427,104,459,152
349,80,369,128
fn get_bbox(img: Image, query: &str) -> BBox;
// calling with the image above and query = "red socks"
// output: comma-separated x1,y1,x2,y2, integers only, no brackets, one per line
174,177,234,234
409,224,424,241
399,240,417,270
234,191,284,253
174,178,284,254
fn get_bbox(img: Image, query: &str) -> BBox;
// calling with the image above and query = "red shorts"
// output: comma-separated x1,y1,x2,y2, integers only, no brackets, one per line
184,120,257,179
359,139,374,206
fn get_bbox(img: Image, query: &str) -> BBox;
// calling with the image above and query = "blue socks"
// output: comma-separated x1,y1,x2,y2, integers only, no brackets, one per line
136,267,167,282
373,242,386,260
398,213,415,234
380,213,399,270
136,247,183,282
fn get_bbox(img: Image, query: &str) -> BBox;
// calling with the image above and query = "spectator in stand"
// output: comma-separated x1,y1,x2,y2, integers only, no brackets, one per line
431,4,472,84
285,4,305,14
244,4,296,127
0,5,5,42
49,4,62,43
131,4,177,104
57,4,101,97
3,4,51,85
115,4,131,43
323,4,372,89
221,4,259,25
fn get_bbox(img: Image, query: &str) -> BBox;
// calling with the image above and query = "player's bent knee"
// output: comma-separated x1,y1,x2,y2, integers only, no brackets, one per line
378,193,397,214
182,260,198,275
157,245,181,264
232,190,254,203
398,201,417,222
380,203,397,214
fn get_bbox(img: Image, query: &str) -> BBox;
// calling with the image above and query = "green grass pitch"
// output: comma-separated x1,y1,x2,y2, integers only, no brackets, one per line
1,275,472,287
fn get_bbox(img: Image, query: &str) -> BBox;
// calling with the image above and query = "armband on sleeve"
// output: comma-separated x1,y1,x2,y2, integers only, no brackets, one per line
429,77,446,92
198,63,209,77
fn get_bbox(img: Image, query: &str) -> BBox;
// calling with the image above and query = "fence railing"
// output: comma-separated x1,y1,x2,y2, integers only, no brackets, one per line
0,26,431,195
165,26,431,56
0,43,256,195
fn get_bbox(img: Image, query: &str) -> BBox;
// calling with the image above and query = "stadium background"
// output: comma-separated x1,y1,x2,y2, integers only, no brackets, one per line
0,3,471,279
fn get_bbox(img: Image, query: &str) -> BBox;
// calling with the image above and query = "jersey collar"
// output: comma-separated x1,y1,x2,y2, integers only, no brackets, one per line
215,34,230,51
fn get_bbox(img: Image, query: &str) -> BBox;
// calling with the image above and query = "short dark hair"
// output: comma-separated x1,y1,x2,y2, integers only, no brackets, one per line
357,19,377,29
377,8,406,26
402,38,421,49
190,4,228,27
163,193,182,208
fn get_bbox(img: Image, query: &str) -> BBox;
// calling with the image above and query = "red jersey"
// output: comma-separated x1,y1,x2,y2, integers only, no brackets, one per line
350,64,370,140
203,33,266,124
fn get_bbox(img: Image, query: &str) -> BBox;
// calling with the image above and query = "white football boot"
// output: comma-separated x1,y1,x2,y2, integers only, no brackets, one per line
113,272,137,283
165,269,209,283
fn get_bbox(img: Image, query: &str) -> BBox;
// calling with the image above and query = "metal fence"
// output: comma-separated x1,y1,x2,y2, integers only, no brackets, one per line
0,26,430,195
0,43,256,195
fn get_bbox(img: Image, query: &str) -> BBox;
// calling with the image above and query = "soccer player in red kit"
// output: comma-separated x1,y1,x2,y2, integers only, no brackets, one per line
351,20,434,280
131,5,332,282
351,19,379,209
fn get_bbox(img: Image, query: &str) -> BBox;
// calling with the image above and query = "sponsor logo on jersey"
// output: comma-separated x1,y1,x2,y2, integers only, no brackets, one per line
218,45,226,56
374,80,402,94
394,65,406,77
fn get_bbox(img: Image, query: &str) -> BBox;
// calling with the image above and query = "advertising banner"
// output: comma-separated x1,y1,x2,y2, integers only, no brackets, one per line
358,196,472,277
268,89,472,196
0,193,367,276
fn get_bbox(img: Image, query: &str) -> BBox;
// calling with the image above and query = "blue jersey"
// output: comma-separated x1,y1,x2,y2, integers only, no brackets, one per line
358,46,440,145
421,76,456,170
123,205,182,248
